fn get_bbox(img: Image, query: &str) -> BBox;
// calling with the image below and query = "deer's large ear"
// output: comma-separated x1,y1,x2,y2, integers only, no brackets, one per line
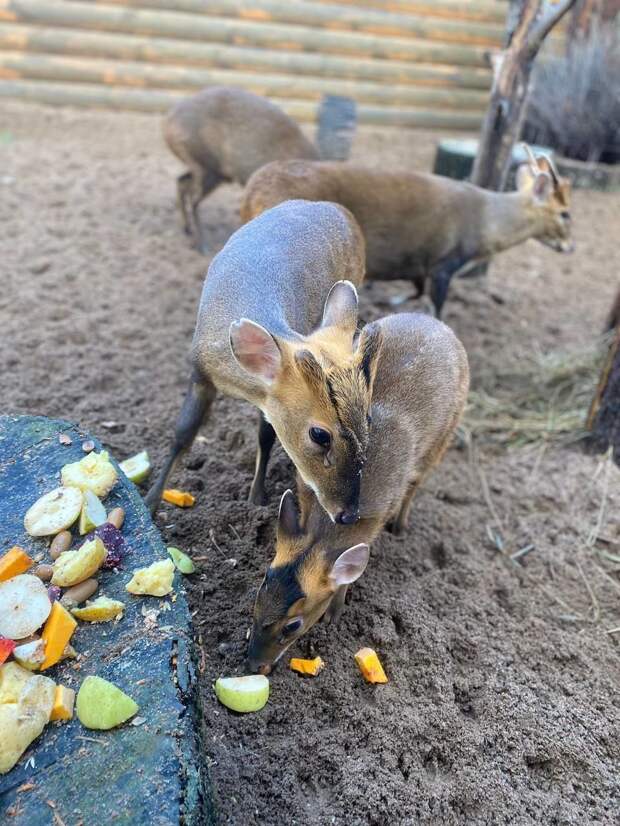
321,280,359,332
229,318,281,383
277,490,302,540
516,163,536,192
329,543,370,587
355,322,383,392
531,171,553,204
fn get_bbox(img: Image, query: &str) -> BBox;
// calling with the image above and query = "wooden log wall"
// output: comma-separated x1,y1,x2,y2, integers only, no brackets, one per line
0,0,512,128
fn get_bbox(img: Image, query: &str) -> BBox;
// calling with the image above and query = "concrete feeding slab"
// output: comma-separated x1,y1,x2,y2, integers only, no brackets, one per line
0,415,213,825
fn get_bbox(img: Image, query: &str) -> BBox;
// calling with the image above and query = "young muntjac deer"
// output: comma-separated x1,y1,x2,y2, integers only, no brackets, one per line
246,312,470,674
146,199,383,526
163,86,319,252
241,147,574,317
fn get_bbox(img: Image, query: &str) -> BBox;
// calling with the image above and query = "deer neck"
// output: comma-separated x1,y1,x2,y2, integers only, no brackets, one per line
481,191,540,255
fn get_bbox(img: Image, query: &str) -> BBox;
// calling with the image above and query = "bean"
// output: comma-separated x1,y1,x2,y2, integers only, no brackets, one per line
107,507,125,530
33,564,53,582
60,578,98,608
50,530,72,560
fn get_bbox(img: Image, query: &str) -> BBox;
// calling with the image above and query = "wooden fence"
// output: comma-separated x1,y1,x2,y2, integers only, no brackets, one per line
0,0,513,128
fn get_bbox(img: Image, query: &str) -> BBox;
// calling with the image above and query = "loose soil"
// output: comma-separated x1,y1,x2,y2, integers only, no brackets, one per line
1,102,620,826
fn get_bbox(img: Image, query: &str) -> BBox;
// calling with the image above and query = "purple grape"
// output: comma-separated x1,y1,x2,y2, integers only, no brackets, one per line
87,522,128,569
48,586,62,603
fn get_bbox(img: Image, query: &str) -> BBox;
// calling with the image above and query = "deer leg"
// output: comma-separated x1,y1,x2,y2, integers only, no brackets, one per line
145,375,216,516
388,480,420,536
430,257,465,318
176,172,193,236
190,168,223,255
248,412,276,506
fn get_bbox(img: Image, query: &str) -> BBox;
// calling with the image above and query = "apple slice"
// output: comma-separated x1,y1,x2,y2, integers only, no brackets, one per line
125,559,175,597
51,537,106,587
167,547,196,574
13,638,46,671
0,575,52,640
214,675,269,713
24,486,83,537
72,597,125,623
76,675,139,730
61,451,118,498
119,451,151,484
79,491,107,535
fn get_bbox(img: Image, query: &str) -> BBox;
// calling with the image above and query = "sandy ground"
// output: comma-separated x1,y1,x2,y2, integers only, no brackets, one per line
1,101,620,826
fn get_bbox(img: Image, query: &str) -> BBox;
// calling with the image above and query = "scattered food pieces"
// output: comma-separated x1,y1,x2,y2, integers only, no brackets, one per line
354,647,388,684
49,531,72,561
0,575,52,639
214,675,269,713
126,559,175,597
289,656,325,677
13,639,46,671
76,676,139,730
50,685,75,722
167,547,196,574
72,597,125,623
0,547,34,582
0,662,34,703
58,434,72,445
82,440,95,453
0,674,56,774
0,638,16,665
119,451,151,484
106,507,125,530
33,564,53,582
61,451,117,497
79,491,107,535
51,537,106,587
47,586,62,604
88,523,127,569
24,487,83,537
40,602,77,671
162,489,195,508
60,579,99,609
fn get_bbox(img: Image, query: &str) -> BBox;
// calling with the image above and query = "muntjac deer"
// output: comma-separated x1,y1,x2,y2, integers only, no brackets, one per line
164,87,319,252
241,146,573,317
146,199,383,526
246,312,469,674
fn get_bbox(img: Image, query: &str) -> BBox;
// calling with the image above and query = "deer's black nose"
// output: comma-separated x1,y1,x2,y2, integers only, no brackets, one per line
336,507,360,525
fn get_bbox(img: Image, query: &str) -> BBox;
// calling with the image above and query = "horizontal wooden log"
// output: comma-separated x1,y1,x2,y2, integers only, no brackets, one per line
94,0,505,47
0,51,490,109
0,23,493,89
310,0,508,24
0,78,484,128
0,0,491,67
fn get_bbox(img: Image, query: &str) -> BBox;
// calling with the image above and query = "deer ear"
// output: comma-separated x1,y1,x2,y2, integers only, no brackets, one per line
356,322,383,391
531,171,553,204
277,490,301,540
229,318,281,383
321,280,359,332
329,543,370,587
516,163,535,192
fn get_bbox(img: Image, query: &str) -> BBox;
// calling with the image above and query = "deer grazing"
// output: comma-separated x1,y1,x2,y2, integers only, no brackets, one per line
246,312,470,674
163,87,319,252
241,146,573,317
146,198,385,526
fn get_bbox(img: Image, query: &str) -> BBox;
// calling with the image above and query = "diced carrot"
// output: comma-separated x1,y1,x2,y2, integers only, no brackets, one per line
40,602,77,671
354,647,388,684
289,657,325,677
50,684,75,721
0,637,16,665
0,546,34,582
163,489,196,507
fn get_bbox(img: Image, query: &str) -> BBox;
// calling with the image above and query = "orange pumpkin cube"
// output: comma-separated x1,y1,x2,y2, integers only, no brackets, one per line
289,656,325,677
354,647,388,684
0,546,34,582
162,489,196,507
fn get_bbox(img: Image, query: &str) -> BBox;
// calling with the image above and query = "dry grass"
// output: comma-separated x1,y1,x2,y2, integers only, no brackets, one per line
463,334,611,448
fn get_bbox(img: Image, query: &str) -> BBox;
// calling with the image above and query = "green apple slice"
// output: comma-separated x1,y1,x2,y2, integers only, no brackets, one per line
79,490,107,535
24,486,83,537
214,675,269,713
119,450,151,484
167,547,196,575
76,675,139,730
61,451,117,498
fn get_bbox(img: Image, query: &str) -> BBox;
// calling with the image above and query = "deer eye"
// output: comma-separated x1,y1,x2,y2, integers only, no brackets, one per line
560,211,570,220
309,427,331,448
282,618,303,637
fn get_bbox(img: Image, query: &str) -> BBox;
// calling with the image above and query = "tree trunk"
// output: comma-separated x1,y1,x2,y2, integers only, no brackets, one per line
471,0,577,192
587,320,620,465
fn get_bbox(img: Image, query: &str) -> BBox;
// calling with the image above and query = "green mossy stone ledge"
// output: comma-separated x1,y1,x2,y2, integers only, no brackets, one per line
0,415,213,825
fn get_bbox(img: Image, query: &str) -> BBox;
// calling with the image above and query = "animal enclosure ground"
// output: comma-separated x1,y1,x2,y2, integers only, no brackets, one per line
2,102,620,826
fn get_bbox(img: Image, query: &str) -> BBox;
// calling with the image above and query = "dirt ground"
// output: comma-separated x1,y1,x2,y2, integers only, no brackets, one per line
2,101,620,826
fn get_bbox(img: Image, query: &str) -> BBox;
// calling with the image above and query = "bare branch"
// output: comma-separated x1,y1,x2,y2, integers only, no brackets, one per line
529,0,579,51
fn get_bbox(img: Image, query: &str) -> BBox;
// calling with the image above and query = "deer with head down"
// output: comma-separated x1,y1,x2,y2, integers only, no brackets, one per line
146,199,382,526
246,312,470,675
241,145,573,317
163,86,319,252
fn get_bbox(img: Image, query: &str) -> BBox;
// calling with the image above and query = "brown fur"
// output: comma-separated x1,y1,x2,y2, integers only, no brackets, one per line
146,199,384,525
241,152,574,316
163,86,319,250
248,312,470,672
